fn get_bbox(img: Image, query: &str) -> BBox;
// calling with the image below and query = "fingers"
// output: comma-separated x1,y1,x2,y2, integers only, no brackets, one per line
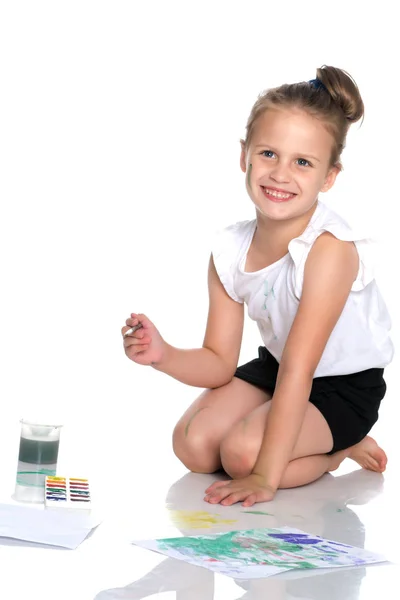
122,325,147,342
130,313,152,329
123,333,151,353
204,475,274,507
242,493,258,507
204,480,231,494
123,324,143,338
124,340,150,354
122,315,151,355
121,314,141,336
221,490,254,506
204,486,255,506
121,313,150,336
121,312,154,336
204,483,237,504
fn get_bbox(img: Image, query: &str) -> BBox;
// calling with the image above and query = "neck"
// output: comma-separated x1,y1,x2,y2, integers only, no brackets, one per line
254,202,318,254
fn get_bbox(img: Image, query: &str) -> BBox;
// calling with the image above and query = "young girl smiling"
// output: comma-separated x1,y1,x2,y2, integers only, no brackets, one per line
123,66,393,507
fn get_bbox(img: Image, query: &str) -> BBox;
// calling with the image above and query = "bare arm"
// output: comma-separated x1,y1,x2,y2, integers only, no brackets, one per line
153,255,244,388
253,232,359,488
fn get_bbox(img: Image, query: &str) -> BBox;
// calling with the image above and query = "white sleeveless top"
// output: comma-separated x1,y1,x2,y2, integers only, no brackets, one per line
212,201,394,377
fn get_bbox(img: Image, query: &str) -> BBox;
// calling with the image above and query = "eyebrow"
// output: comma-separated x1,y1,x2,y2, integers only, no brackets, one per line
254,144,321,163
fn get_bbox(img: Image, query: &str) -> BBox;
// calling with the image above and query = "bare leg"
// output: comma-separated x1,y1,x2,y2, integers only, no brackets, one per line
278,435,388,489
219,401,334,482
174,378,387,491
172,378,271,473
219,400,390,490
221,423,386,490
278,448,351,489
258,436,387,490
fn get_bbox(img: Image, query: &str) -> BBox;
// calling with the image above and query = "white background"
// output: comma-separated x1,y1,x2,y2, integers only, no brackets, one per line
0,0,398,489
0,3,399,599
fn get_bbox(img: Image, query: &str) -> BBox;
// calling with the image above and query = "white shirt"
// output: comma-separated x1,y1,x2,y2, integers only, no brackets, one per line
212,201,394,377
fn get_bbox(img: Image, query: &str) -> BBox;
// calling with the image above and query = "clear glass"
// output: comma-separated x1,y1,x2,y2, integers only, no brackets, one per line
14,419,63,503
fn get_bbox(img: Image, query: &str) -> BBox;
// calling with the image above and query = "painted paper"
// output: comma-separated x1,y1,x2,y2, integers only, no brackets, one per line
133,526,386,579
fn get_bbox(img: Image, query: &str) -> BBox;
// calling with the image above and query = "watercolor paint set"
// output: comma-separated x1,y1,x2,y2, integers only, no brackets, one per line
45,476,91,510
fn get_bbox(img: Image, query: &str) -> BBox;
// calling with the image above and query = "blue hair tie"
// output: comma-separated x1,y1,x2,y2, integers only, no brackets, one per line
308,78,327,92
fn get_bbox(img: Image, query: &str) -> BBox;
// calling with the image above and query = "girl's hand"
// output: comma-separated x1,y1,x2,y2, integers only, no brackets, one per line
122,313,167,366
204,473,276,507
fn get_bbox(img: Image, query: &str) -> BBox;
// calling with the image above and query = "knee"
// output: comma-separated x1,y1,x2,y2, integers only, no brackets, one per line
172,422,219,474
220,431,257,479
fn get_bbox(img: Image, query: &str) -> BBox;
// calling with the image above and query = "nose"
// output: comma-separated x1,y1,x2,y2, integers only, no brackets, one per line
270,161,291,183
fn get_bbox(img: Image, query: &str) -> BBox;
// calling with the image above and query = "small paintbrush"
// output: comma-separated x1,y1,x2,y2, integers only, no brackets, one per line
123,323,143,338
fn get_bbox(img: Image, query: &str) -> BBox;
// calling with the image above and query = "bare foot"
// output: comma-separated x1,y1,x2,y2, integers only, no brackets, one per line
328,448,351,472
348,436,387,472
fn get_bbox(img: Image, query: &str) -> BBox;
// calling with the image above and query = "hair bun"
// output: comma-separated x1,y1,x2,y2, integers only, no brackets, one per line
316,65,364,124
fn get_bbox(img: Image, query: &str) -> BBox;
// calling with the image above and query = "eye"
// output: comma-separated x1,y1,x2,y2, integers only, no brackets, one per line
261,150,276,158
297,158,311,167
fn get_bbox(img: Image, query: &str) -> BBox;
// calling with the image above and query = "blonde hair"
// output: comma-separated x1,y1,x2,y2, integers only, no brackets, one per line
242,66,364,170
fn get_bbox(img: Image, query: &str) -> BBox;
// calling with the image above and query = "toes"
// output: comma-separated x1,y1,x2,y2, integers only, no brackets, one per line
370,459,384,472
369,462,380,472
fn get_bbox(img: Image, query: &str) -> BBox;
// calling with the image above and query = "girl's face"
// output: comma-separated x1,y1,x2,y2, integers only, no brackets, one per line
241,107,339,222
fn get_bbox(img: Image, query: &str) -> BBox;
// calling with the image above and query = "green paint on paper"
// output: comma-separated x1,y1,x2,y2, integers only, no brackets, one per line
242,510,274,516
158,529,316,569
145,528,375,574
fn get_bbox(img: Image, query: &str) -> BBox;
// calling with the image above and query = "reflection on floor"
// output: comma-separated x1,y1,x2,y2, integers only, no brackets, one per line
95,464,399,600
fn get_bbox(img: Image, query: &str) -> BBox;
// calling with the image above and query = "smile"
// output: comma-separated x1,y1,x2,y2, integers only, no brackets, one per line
261,187,296,202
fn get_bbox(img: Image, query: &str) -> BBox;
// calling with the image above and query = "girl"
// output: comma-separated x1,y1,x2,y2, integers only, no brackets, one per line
122,65,393,507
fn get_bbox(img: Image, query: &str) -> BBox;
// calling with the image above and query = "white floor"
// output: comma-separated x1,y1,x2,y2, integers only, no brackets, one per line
0,366,399,600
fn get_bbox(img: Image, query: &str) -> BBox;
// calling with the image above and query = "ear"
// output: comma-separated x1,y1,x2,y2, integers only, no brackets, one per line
240,140,247,173
320,164,340,193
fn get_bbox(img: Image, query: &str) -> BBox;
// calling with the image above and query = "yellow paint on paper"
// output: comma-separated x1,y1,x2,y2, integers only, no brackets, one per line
169,510,237,529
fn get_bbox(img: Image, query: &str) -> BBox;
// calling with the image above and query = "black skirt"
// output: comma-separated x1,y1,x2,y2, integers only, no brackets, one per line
234,347,386,454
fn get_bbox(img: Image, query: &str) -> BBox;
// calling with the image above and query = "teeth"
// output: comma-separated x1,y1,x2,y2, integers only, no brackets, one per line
264,187,293,199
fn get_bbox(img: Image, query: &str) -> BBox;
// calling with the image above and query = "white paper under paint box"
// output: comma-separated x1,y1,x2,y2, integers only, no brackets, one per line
45,476,91,510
